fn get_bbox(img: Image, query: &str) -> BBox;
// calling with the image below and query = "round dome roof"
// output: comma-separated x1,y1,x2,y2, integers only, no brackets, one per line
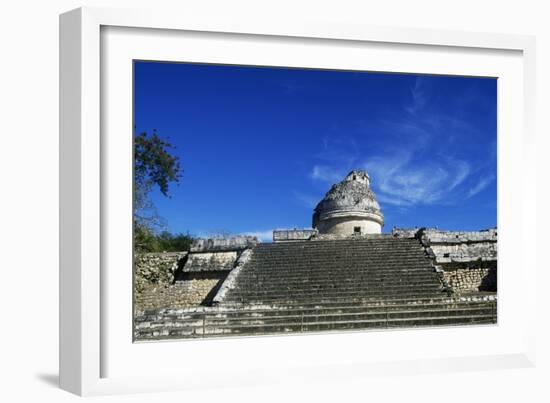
312,170,384,227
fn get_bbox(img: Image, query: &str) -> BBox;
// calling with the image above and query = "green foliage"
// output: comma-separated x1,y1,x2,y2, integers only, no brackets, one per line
134,227,194,253
133,129,191,252
134,224,161,253
134,130,181,227
134,130,181,197
156,231,194,252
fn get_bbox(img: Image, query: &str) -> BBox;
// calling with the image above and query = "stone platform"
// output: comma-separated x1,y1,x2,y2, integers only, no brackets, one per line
134,236,497,340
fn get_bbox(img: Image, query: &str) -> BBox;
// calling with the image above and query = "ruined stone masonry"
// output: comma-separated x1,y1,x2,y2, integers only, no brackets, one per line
134,237,259,311
393,227,497,293
134,170,497,340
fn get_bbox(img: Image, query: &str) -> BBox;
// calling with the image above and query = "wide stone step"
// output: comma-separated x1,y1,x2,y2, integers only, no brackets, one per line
222,300,494,316
254,245,426,251
241,266,434,272
252,252,427,258
258,238,419,249
237,265,435,275
228,283,442,296
237,269,438,277
233,283,442,292
210,315,496,335
224,290,446,304
235,275,440,285
252,247,426,254
135,295,491,316
136,313,496,339
236,267,438,278
243,266,433,273
241,256,433,263
144,306,494,327
222,293,458,306
137,297,496,319
230,281,442,291
231,283,442,294
237,277,438,285
249,256,430,264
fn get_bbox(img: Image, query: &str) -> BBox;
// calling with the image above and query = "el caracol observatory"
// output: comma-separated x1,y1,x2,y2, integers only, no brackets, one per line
134,169,497,340
312,170,384,235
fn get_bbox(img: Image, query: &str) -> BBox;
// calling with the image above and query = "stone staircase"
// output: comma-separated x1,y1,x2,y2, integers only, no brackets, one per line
221,238,446,304
134,296,497,339
134,237,497,340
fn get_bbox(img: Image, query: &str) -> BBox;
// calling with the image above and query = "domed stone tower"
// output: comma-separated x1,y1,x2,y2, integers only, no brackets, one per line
312,170,384,235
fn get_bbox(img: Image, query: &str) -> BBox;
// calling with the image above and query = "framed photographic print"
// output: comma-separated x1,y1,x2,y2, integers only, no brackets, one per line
60,6,537,396
131,61,499,342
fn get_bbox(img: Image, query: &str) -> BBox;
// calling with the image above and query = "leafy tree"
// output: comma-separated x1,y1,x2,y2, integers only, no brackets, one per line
157,231,195,252
134,224,160,253
134,130,188,252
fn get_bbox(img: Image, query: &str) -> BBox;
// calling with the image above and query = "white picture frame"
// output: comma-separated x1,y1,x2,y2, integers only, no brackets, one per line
59,6,537,396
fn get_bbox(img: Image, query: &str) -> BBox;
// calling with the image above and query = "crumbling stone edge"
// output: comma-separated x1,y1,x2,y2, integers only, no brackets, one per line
414,229,455,296
211,248,254,304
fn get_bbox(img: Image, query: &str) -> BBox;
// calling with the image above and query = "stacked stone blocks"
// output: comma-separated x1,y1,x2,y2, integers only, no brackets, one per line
134,235,497,340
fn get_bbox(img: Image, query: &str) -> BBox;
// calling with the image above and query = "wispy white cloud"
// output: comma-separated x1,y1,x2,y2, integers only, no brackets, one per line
448,159,471,191
467,174,495,198
363,152,471,206
405,77,429,115
376,193,414,207
304,75,495,210
310,165,346,184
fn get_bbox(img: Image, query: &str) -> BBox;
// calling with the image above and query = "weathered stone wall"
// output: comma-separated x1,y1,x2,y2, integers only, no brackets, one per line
424,228,497,243
391,227,498,294
429,242,497,264
134,252,187,296
443,266,497,293
135,272,227,312
392,227,497,242
134,251,227,312
135,237,260,312
191,236,258,252
182,251,238,272
419,229,497,268
273,229,318,242
422,228,497,265
391,227,420,238
430,232,497,294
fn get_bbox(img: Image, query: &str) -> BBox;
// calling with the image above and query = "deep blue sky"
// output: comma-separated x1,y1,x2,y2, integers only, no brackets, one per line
134,61,497,241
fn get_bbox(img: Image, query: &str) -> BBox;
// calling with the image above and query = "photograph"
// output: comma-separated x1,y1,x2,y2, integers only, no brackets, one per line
1,0,545,400
132,61,498,341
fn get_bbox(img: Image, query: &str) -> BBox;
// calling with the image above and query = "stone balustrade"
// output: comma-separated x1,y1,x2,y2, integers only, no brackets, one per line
273,229,318,242
190,236,259,252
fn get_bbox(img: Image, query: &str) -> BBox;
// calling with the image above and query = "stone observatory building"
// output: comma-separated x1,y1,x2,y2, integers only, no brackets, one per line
134,170,498,341
313,170,384,235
